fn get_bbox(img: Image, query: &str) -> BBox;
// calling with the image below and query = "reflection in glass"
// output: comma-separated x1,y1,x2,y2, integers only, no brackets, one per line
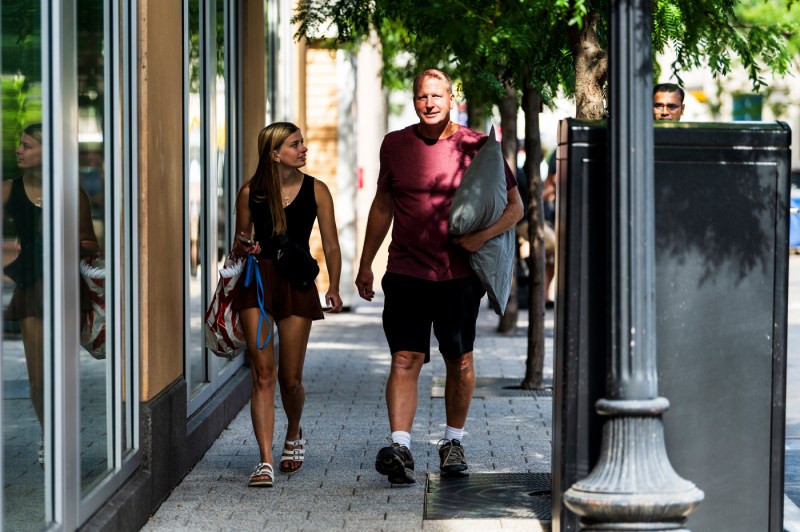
2,4,47,529
215,0,230,321
77,0,110,493
187,0,207,400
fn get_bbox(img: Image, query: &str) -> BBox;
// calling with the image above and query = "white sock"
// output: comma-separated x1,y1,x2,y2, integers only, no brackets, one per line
391,431,411,450
444,425,464,442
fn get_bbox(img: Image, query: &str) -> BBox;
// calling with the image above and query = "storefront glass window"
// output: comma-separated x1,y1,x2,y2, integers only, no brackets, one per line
186,0,207,403
1,3,47,529
3,2,137,527
76,0,111,494
214,0,232,372
186,0,239,414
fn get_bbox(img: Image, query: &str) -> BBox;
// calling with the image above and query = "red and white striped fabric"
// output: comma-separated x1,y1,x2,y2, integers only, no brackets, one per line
204,254,247,358
80,254,106,359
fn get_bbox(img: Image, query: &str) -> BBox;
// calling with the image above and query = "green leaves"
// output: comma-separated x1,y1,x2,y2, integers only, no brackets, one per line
292,0,796,117
650,0,796,93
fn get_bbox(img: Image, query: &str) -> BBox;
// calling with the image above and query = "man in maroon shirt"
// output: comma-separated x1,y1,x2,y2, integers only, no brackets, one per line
355,69,524,484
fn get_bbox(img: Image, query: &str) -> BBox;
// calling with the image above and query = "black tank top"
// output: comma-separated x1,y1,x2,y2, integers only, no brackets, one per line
250,173,317,259
6,177,43,281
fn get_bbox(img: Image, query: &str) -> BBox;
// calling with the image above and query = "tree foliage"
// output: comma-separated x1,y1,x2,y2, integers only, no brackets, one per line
735,0,800,60
294,0,571,113
293,0,799,388
2,1,43,182
294,0,799,119
653,0,799,92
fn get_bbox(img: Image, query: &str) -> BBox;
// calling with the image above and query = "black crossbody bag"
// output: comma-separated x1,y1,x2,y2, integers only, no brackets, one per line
273,234,319,287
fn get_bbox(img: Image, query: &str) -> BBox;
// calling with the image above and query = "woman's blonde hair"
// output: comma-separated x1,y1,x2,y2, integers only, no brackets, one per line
24,123,43,144
248,122,300,236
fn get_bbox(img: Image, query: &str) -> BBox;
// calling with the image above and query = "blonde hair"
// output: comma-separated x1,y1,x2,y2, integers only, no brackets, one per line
247,122,300,236
412,69,453,95
23,123,43,144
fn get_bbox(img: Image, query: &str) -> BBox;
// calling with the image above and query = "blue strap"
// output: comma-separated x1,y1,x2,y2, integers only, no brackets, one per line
243,254,272,350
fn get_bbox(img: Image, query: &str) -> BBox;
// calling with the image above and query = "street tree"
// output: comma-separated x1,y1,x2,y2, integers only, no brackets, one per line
295,0,566,389
718,0,800,118
294,0,799,389
735,0,800,58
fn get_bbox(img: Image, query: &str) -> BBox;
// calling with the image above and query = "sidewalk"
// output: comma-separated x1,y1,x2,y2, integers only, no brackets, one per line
142,300,554,531
142,297,800,531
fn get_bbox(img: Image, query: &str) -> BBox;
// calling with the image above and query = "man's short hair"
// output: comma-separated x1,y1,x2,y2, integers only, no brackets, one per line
413,69,453,95
653,83,685,103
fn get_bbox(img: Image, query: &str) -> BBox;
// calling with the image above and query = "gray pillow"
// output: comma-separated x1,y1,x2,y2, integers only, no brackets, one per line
449,126,514,315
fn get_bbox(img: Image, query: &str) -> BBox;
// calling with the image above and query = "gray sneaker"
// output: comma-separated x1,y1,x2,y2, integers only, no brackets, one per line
438,439,468,476
375,442,415,484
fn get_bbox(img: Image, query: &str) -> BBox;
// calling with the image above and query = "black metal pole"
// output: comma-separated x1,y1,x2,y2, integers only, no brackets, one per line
562,1,704,529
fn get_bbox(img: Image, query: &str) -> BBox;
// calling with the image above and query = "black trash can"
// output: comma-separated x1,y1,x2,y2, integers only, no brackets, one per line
551,119,790,531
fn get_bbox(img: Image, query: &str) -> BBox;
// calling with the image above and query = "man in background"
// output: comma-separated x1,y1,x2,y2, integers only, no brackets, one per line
653,83,685,121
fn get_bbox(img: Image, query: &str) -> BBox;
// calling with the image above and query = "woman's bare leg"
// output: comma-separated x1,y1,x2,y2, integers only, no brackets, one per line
240,307,277,465
276,315,312,472
20,316,45,428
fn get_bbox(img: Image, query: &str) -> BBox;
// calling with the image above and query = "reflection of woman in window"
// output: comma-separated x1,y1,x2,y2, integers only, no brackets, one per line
3,124,98,466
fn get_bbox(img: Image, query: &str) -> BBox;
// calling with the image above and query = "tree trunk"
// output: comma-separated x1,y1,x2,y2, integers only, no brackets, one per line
463,81,490,131
568,8,608,120
497,83,519,334
521,84,546,390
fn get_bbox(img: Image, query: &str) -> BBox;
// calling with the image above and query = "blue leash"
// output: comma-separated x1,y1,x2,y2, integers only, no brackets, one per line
244,254,272,350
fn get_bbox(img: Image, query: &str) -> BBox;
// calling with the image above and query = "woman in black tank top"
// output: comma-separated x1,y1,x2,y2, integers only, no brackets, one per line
231,122,342,487
2,124,98,468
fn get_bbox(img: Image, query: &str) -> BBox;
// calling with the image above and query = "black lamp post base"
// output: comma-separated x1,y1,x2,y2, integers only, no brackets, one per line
564,399,704,530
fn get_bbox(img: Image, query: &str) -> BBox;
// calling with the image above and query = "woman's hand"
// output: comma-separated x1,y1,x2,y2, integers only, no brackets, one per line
233,231,260,256
324,291,343,313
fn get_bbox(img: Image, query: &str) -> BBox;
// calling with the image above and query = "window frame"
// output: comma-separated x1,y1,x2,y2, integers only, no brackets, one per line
184,0,244,417
44,0,140,528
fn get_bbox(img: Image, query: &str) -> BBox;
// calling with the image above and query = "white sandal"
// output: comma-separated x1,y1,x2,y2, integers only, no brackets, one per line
279,430,306,474
249,462,274,487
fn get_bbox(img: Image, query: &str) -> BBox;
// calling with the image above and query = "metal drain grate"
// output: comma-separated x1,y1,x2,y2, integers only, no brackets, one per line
424,472,552,520
431,377,553,398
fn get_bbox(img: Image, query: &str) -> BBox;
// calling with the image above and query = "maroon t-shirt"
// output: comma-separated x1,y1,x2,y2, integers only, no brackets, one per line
377,124,517,281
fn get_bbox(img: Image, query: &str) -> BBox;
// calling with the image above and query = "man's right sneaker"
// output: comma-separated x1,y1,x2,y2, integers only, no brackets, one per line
375,442,415,484
438,438,469,476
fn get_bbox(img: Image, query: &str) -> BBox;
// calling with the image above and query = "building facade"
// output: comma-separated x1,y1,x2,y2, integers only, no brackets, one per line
0,1,369,530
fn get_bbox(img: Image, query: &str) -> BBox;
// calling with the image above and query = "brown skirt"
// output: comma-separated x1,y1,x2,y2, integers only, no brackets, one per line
233,257,323,322
5,280,44,320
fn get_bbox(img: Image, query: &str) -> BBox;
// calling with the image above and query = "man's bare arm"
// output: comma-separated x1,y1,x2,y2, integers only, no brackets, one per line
453,186,524,253
355,191,394,301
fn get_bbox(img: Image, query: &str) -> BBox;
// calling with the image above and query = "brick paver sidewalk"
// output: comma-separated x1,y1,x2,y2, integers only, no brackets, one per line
143,300,553,531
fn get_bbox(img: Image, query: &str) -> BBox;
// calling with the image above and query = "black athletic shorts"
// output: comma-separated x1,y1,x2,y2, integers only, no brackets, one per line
381,272,485,363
